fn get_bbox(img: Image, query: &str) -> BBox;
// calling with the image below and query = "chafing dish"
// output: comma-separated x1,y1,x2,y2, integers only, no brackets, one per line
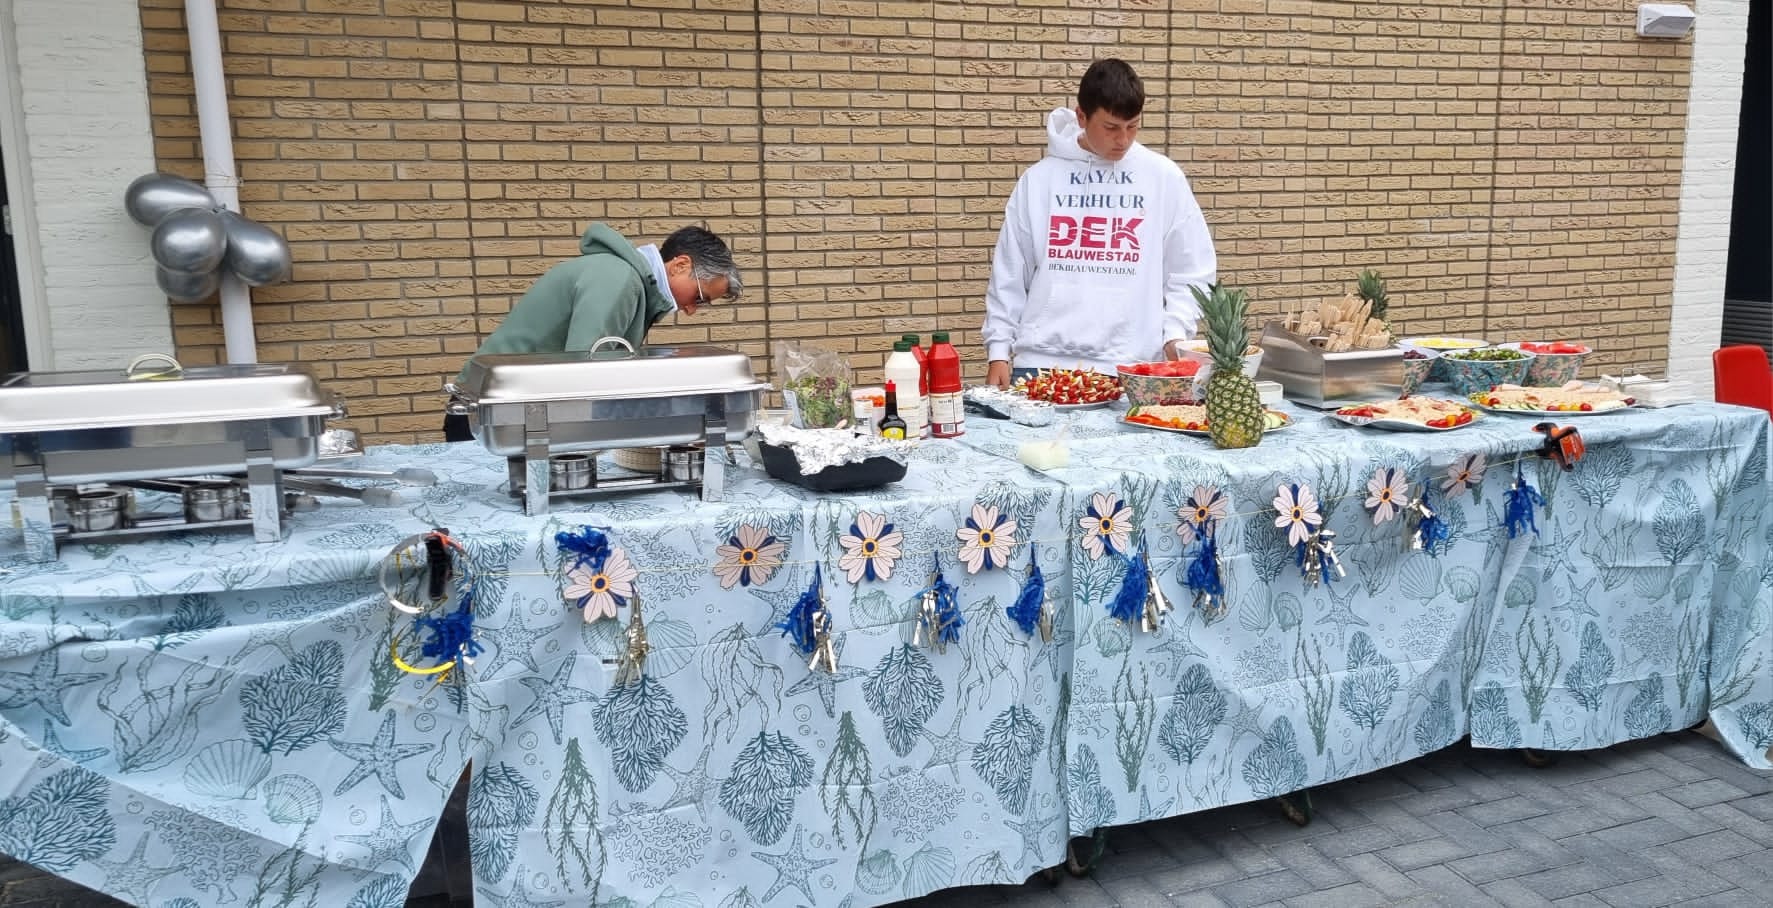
0,355,342,560
447,339,766,514
1254,322,1404,408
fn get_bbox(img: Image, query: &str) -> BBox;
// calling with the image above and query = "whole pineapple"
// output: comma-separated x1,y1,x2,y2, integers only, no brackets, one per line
1193,283,1264,449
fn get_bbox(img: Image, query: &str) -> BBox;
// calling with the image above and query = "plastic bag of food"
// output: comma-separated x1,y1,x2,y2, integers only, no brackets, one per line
775,341,853,429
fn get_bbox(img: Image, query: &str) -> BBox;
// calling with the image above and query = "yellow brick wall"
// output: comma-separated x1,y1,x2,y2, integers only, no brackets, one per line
140,0,1693,444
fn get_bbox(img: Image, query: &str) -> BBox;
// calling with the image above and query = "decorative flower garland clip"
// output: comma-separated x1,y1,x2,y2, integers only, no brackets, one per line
956,502,1016,574
1007,552,1054,642
1275,483,1343,589
557,525,637,622
1138,539,1173,633
777,563,839,674
714,523,786,590
613,590,652,687
1503,463,1546,538
1179,484,1228,620
912,553,965,653
840,511,903,583
378,530,482,687
1080,492,1132,561
1403,484,1452,556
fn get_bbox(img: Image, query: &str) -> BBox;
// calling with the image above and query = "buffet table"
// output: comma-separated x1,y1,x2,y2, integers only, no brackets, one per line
0,400,1767,908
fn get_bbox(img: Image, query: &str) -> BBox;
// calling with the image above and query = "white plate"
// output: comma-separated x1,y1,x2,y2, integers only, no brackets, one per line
1123,411,1293,436
1468,401,1635,418
1330,413,1482,433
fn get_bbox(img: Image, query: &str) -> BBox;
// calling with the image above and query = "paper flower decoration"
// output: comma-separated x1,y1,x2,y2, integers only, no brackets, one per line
713,524,786,590
1366,466,1409,525
563,548,638,621
1177,484,1228,543
956,503,1017,574
1442,452,1486,499
1273,483,1322,548
1079,492,1133,561
839,511,904,583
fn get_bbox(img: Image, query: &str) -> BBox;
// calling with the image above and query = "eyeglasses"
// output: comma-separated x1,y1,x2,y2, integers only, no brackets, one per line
694,277,711,307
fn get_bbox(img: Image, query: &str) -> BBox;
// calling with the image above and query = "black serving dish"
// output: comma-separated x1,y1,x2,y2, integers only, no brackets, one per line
756,441,908,492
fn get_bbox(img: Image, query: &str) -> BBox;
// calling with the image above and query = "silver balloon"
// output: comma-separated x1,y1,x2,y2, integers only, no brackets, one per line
155,264,220,303
124,173,215,227
219,209,292,287
150,207,228,275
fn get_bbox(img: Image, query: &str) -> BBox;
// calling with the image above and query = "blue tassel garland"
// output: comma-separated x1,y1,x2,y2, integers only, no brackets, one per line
1503,466,1545,538
1007,556,1046,637
777,563,824,656
1108,548,1149,624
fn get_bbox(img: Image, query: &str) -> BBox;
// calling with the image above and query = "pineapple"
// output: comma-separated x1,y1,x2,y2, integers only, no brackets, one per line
1356,268,1389,323
1193,283,1264,449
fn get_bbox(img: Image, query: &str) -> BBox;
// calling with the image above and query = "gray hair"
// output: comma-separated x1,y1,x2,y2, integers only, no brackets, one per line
662,225,743,300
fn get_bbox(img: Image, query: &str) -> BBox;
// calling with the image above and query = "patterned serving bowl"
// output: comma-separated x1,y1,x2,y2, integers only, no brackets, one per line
1439,349,1535,396
1401,350,1438,396
1117,361,1203,407
1497,342,1591,386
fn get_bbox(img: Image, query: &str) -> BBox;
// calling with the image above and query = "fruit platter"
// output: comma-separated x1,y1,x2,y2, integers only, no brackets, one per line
1012,368,1122,409
1468,383,1636,415
1332,397,1482,432
1124,403,1292,436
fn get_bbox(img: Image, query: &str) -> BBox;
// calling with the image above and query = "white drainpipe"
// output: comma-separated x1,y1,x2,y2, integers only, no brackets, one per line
185,0,256,364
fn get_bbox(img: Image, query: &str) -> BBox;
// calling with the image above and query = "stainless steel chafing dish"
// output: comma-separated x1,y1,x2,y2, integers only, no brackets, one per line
0,355,342,560
447,339,765,514
1255,322,1404,408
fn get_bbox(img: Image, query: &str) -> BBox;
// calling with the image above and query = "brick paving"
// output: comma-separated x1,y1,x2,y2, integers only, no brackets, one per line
1,732,1767,907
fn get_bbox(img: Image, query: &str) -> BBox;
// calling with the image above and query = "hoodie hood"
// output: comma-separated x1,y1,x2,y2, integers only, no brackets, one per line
1045,107,1095,162
579,223,674,325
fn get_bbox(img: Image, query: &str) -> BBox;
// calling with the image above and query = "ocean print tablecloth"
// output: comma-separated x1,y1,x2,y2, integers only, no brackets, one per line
960,401,1773,836
0,399,1766,908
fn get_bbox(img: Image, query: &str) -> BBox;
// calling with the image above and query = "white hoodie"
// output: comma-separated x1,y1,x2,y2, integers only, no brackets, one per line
983,107,1216,373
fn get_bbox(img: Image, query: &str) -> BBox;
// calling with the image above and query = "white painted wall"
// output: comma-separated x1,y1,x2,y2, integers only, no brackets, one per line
1668,0,1752,395
1,0,171,371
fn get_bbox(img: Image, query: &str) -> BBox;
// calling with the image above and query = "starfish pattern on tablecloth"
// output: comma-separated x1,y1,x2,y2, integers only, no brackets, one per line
328,709,436,798
0,650,105,726
752,826,837,904
658,743,720,823
93,833,182,905
337,794,435,872
511,652,598,746
476,608,552,680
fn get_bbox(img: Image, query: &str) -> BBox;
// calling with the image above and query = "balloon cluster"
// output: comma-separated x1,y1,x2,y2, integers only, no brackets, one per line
124,173,293,303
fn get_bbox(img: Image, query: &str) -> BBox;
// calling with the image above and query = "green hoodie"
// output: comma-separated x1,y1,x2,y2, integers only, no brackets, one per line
459,223,676,379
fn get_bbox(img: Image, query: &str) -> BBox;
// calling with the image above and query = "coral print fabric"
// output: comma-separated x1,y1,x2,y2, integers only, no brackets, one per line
0,401,1767,908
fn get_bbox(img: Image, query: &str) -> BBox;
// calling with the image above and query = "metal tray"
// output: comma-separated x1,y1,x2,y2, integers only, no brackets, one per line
455,344,765,404
1255,322,1404,408
0,363,334,431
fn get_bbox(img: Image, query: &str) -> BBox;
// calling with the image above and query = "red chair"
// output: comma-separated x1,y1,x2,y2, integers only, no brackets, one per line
1713,345,1773,417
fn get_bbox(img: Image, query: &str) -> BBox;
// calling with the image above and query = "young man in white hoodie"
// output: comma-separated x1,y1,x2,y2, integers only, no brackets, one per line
983,59,1217,387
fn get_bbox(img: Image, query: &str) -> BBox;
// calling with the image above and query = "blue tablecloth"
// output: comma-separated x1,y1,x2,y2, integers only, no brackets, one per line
0,400,1766,908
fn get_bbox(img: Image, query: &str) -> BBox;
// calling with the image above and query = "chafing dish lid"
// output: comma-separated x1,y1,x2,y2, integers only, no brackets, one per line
455,345,766,403
0,363,334,432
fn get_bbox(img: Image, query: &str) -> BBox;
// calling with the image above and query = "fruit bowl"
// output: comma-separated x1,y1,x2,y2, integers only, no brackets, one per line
1498,341,1590,386
1439,348,1535,396
1117,360,1202,407
1173,341,1263,397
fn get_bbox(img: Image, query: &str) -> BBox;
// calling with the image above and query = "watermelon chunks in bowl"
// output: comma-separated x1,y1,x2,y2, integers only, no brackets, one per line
1118,359,1204,406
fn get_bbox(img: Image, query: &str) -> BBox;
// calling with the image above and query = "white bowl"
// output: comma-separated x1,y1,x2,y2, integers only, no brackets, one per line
1398,336,1488,356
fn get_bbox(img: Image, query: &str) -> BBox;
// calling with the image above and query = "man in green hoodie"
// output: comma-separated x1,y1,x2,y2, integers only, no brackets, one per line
444,223,743,441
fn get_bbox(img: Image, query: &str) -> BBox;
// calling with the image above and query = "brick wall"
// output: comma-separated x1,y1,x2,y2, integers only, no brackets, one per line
139,0,1695,444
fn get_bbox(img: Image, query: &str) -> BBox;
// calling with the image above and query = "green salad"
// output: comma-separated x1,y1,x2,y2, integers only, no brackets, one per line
1447,348,1527,362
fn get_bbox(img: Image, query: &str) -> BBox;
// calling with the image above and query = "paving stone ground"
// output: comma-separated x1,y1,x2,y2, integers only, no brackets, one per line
2,731,1767,907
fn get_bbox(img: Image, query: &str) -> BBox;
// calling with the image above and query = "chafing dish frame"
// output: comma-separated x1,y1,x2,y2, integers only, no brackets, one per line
1,359,342,561
449,340,765,515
